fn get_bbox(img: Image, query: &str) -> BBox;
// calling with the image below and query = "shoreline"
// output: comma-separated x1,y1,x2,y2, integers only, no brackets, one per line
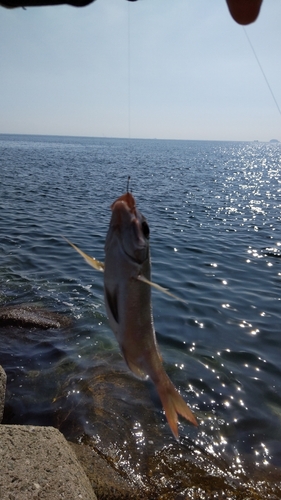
1,364,281,500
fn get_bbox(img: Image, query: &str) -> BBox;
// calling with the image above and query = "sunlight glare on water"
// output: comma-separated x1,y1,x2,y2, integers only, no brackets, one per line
0,136,281,490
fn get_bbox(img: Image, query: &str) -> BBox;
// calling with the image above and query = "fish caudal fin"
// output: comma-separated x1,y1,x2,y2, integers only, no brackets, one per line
155,372,198,439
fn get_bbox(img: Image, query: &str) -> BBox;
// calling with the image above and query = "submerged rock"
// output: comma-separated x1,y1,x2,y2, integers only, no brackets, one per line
52,361,281,500
71,439,281,500
0,304,72,329
2,348,281,499
262,247,281,258
71,442,145,500
1,323,280,499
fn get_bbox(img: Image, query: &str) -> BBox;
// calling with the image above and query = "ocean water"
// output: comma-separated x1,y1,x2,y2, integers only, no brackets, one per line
0,134,281,482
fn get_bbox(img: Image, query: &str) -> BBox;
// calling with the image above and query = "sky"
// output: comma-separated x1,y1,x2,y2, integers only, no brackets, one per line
0,0,281,141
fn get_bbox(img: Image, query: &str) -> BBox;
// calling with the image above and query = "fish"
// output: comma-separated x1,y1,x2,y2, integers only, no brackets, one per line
64,190,197,439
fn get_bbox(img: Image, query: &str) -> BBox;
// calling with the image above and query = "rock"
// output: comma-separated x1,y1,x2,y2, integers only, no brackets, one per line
0,366,7,423
0,304,71,329
71,438,281,500
0,425,97,500
71,442,146,500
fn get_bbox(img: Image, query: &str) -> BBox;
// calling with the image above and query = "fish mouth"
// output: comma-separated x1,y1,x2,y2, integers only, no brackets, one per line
110,192,138,229
111,191,136,213
110,192,149,264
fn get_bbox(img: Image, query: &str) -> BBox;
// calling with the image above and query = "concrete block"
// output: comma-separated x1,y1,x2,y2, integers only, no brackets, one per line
0,425,97,500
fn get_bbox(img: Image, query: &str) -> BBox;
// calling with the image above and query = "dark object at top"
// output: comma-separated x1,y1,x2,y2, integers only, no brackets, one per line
226,0,263,25
1,0,93,5
1,0,263,26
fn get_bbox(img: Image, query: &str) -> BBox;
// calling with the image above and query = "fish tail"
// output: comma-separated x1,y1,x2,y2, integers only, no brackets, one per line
154,371,198,439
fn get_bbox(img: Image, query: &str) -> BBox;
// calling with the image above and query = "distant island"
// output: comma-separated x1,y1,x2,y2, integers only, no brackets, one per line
269,139,279,143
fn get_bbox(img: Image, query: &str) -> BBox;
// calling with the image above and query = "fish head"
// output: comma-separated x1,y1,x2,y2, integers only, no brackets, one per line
109,192,150,264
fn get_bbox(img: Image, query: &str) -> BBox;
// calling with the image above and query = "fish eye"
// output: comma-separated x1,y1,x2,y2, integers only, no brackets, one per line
142,220,150,239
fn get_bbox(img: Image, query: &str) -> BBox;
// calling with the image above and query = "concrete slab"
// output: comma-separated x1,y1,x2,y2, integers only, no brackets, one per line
0,425,97,500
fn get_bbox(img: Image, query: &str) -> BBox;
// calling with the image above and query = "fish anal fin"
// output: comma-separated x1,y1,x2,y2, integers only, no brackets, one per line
122,349,148,380
105,285,119,324
155,372,198,439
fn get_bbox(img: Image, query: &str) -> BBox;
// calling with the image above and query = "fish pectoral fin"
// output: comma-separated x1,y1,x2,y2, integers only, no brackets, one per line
104,285,119,324
122,350,148,380
136,274,187,304
62,236,104,272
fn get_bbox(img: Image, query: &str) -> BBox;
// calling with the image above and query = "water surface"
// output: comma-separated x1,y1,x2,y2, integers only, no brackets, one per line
0,134,281,488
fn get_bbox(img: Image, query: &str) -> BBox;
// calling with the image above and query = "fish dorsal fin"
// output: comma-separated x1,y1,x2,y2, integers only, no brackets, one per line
136,275,188,304
62,237,104,272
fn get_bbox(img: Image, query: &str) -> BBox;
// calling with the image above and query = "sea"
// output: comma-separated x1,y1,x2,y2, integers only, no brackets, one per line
0,134,281,487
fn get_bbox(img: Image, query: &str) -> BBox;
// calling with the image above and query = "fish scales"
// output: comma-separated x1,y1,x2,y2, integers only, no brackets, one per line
104,192,197,438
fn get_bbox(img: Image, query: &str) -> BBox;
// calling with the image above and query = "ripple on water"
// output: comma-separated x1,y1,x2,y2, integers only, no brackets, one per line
1,137,281,495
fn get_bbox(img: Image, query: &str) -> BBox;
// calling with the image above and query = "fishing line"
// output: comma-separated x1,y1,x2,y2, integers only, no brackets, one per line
127,1,132,139
243,27,281,119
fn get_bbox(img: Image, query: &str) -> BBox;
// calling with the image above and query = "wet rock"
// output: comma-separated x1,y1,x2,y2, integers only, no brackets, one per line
0,366,7,422
0,304,72,329
261,247,281,258
1,347,280,500
71,442,147,500
0,425,97,500
71,440,281,500
52,361,164,450
52,362,281,499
